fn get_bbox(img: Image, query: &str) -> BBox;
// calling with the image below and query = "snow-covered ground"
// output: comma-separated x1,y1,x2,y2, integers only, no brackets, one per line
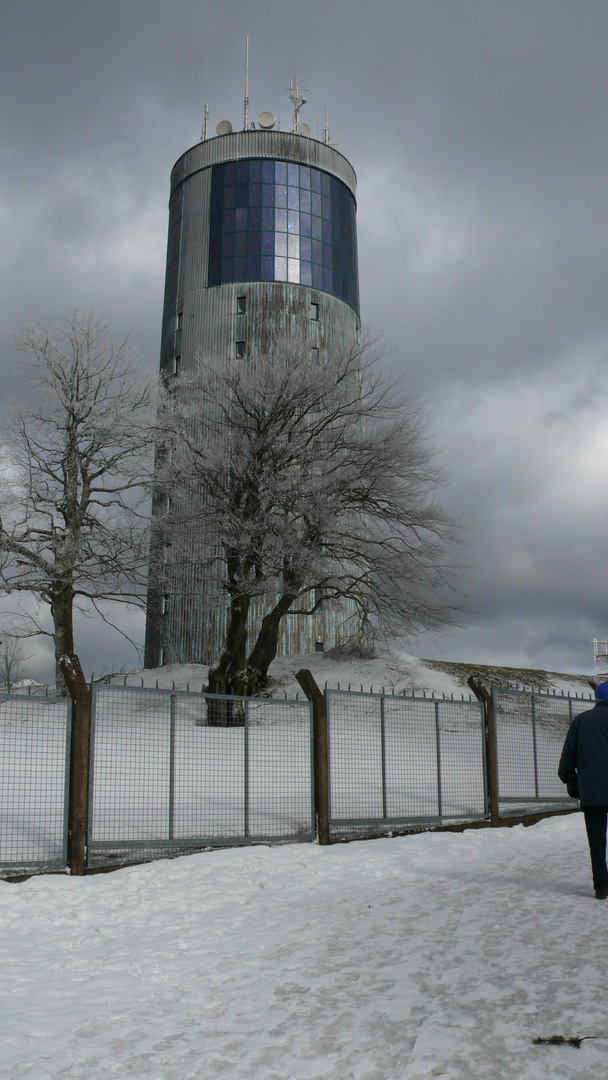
119,646,595,700
2,814,604,1080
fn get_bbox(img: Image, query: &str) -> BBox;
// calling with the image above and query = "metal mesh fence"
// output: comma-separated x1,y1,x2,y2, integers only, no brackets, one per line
326,690,487,840
0,693,71,873
87,685,314,867
493,688,590,817
1,679,591,877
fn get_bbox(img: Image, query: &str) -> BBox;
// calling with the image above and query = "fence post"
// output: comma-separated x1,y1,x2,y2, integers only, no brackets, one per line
434,700,443,819
60,654,91,875
295,669,330,845
169,693,176,841
468,675,499,827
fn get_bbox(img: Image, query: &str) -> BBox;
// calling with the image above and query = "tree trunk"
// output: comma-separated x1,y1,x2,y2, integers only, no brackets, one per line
246,591,298,694
51,582,75,697
207,591,250,724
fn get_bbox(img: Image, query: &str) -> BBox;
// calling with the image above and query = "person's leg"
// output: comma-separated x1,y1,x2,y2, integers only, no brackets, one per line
583,807,608,893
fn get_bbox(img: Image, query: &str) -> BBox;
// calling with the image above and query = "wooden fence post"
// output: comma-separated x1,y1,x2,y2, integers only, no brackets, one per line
295,668,330,845
60,654,91,875
468,675,500,827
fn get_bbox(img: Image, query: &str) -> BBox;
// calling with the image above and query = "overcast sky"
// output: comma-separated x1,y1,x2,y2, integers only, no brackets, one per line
1,0,607,680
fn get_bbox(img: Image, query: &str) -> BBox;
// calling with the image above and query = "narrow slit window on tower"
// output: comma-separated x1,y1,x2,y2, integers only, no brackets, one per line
310,346,320,361
236,340,246,358
177,310,183,330
309,302,319,320
162,595,170,616
236,295,247,314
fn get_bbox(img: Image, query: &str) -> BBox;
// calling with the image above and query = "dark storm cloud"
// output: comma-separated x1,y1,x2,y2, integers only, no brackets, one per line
1,0,607,677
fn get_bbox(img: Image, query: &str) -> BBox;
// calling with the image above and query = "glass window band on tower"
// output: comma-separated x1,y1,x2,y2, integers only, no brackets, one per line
208,158,359,314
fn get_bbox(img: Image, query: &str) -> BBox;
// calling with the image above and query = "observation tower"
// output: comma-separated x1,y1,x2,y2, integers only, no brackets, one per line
144,79,361,668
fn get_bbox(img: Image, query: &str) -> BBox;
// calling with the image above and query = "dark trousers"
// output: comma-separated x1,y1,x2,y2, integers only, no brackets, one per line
583,807,608,890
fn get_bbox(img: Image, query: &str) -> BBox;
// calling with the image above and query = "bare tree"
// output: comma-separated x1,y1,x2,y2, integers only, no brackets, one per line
153,335,461,701
0,312,155,694
0,631,31,690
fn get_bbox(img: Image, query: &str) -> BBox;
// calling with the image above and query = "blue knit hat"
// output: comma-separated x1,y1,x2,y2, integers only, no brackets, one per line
595,680,608,701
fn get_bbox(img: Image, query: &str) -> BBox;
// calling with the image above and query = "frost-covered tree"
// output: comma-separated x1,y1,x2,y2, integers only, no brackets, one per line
153,335,461,700
0,630,31,690
0,313,155,694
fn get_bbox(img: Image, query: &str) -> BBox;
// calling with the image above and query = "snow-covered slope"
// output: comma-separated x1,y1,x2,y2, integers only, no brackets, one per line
116,646,595,699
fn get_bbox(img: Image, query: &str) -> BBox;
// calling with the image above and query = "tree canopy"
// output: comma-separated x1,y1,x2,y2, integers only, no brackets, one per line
0,312,155,692
153,335,461,700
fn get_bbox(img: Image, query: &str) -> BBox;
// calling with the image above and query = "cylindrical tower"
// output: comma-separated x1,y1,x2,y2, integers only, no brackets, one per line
145,127,360,668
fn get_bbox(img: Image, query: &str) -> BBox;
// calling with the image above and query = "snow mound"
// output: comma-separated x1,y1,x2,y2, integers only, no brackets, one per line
111,646,595,699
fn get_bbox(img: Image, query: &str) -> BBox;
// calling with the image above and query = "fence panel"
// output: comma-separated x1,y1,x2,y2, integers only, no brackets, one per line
0,692,71,873
326,690,486,840
492,688,589,817
87,686,314,867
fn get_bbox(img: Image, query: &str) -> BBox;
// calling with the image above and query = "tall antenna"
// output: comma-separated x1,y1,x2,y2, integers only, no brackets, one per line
243,35,250,131
288,78,308,134
202,104,209,142
323,106,330,145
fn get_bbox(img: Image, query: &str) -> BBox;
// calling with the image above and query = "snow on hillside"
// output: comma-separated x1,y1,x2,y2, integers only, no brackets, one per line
2,815,606,1080
114,645,595,700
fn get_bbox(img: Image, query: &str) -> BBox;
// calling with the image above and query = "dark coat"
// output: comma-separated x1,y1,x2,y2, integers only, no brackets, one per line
558,701,608,806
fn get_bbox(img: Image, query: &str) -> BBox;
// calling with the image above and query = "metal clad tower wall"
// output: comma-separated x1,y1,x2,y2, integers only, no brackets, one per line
145,129,361,667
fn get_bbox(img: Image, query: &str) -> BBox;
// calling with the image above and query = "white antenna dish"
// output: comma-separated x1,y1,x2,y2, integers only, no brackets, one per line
258,111,276,130
300,121,311,138
216,120,233,136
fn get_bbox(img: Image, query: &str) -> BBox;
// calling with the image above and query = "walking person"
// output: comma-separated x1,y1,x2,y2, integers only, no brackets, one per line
558,679,608,899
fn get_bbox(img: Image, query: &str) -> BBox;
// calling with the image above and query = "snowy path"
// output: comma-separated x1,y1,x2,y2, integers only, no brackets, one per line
1,815,607,1079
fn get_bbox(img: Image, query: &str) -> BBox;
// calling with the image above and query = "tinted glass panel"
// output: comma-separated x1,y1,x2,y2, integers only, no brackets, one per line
207,159,359,312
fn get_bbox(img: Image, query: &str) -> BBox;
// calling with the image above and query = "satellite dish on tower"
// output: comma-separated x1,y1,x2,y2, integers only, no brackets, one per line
258,111,276,130
300,122,311,138
216,120,233,136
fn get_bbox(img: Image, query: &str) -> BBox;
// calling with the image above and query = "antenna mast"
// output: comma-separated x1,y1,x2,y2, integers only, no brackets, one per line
323,106,330,145
201,104,209,141
288,78,308,134
243,35,250,131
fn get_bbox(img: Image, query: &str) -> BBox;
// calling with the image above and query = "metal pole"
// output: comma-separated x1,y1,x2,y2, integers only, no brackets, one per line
380,695,388,820
531,694,539,799
85,680,96,865
62,695,73,868
243,698,249,838
168,693,176,841
243,36,250,131
435,701,443,819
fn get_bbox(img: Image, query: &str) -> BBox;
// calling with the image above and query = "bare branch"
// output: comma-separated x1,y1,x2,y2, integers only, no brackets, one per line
151,333,462,695
0,311,156,692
